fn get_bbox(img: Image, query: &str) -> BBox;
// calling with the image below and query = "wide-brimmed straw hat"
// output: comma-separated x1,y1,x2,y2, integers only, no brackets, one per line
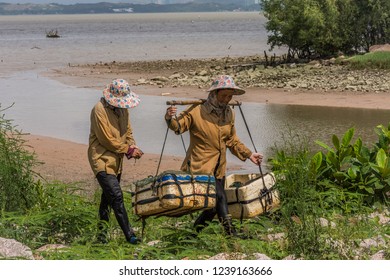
103,79,140,108
207,75,245,95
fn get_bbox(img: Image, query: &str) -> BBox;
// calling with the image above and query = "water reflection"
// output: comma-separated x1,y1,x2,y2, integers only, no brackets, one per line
263,104,390,150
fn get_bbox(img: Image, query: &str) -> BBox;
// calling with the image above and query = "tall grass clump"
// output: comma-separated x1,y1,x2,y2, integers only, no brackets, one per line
347,51,390,69
0,182,98,249
270,131,329,259
0,105,41,214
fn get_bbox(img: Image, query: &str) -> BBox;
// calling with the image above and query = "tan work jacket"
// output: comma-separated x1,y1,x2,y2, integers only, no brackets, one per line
167,103,252,179
88,99,135,176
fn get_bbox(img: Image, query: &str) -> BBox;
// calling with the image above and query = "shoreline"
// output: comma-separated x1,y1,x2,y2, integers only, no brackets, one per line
44,56,390,110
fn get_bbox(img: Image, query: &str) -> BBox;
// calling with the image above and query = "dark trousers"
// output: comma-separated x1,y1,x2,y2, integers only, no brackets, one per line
194,178,235,234
96,171,135,241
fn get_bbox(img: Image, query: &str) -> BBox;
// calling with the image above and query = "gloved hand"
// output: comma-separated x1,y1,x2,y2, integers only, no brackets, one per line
126,145,144,160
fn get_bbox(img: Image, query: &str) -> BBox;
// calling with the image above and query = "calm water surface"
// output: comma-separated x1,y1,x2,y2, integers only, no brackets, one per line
0,12,273,75
1,13,389,173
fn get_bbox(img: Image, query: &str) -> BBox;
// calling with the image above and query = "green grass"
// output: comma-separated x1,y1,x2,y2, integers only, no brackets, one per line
0,182,288,260
347,51,390,69
0,174,384,260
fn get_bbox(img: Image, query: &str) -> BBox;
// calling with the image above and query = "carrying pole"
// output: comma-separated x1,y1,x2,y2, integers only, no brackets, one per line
166,99,242,106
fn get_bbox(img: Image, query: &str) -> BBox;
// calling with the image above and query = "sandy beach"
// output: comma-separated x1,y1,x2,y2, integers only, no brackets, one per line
22,57,390,191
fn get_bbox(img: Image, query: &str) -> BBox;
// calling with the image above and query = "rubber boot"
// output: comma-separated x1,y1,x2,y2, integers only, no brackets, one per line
194,208,217,233
96,221,109,244
128,234,140,244
96,172,139,244
221,216,238,236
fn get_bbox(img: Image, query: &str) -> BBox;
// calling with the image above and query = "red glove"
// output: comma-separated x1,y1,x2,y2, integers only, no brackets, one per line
126,147,135,159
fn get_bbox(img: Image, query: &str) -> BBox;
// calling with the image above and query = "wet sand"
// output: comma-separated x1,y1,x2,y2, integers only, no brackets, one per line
24,134,184,193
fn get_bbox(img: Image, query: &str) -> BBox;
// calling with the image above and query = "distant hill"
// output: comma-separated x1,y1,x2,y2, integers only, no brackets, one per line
0,2,260,15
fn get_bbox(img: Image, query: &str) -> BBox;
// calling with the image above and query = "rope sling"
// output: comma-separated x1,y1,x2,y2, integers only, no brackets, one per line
236,104,275,218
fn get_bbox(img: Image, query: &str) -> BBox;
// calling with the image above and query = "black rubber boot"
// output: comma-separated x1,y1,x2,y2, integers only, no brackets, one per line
97,220,109,244
96,172,138,243
221,216,238,236
194,208,216,232
127,234,140,244
222,216,250,239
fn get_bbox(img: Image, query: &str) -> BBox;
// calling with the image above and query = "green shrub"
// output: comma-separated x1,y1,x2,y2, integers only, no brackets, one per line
270,124,390,259
0,182,98,249
315,126,390,205
0,105,41,214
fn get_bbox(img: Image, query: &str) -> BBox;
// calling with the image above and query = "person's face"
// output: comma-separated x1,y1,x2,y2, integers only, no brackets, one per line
216,89,234,105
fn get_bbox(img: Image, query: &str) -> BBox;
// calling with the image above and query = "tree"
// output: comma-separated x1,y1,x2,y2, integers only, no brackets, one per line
260,0,390,58
354,0,390,51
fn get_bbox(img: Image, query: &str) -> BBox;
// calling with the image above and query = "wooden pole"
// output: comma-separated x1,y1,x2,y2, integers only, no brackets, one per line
166,99,242,106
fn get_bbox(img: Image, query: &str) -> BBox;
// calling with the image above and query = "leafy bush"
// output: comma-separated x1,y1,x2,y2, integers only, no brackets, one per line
315,125,390,205
0,182,98,248
269,126,389,259
0,105,41,214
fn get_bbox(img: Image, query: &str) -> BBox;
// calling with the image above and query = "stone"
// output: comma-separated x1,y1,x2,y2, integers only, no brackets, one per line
208,252,247,260
252,253,271,260
369,44,390,52
0,237,34,260
370,250,386,260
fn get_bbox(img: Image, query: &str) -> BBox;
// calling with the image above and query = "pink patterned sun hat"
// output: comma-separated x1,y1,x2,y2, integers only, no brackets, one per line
207,75,245,95
103,79,140,108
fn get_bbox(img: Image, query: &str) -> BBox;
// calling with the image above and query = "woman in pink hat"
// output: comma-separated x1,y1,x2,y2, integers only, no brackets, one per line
165,75,263,237
88,78,143,244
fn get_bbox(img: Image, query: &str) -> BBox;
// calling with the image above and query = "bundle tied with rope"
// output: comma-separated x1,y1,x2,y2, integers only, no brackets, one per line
224,172,280,223
128,169,217,237
129,169,217,216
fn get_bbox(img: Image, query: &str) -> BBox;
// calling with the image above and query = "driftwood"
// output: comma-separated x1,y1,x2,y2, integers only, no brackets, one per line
230,51,287,72
231,62,264,72
46,29,60,38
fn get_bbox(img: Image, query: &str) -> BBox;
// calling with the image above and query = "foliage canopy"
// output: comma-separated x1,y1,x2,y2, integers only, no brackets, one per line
260,0,390,59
